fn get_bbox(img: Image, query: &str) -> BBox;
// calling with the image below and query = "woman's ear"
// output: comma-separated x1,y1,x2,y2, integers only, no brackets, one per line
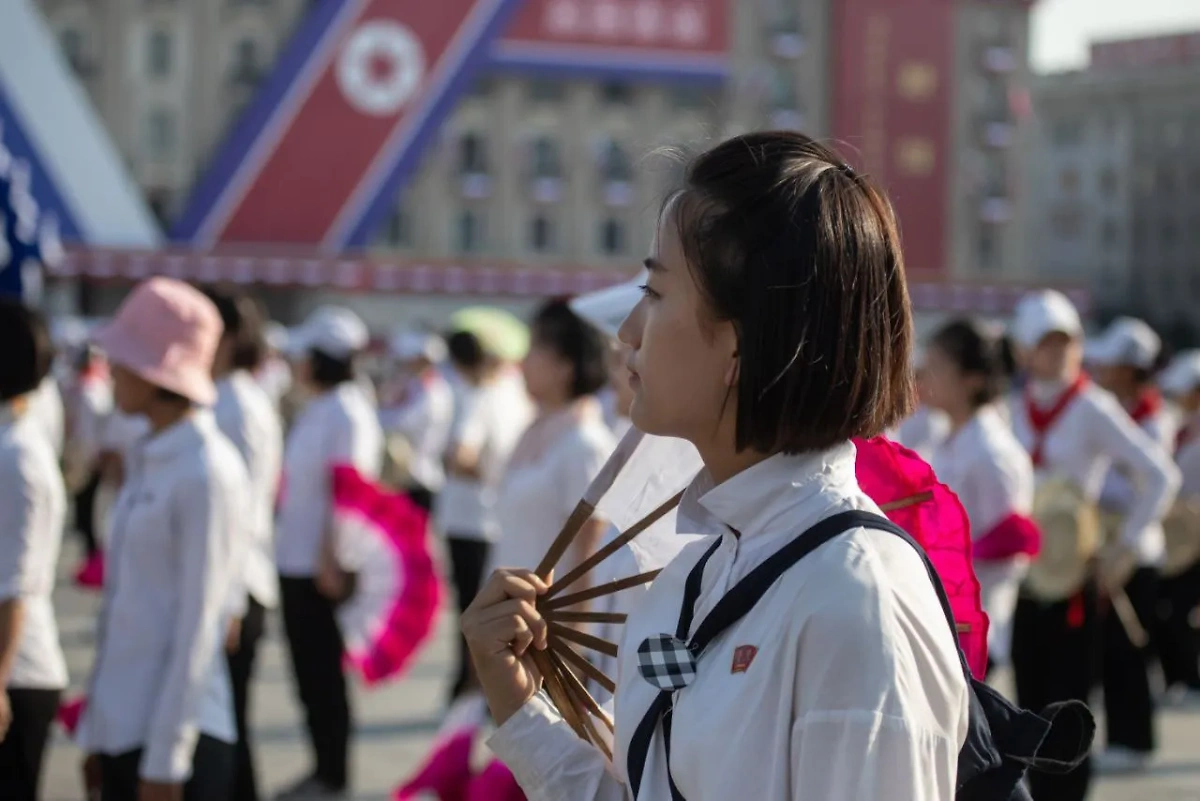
724,350,739,389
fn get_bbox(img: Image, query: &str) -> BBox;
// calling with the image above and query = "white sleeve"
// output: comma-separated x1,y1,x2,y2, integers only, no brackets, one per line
966,447,1034,535
0,451,37,601
1086,397,1181,550
140,468,240,783
488,694,630,801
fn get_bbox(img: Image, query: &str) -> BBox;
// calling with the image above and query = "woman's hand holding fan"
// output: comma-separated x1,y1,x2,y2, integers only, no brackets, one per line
462,569,554,724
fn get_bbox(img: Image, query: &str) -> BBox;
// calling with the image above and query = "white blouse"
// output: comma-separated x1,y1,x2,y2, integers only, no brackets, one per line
490,405,615,573
1100,403,1177,517
894,405,950,462
489,444,969,801
214,371,284,608
932,405,1034,537
0,406,68,690
380,370,454,493
1177,413,1200,499
276,383,383,577
435,378,532,541
1011,382,1179,564
78,411,249,783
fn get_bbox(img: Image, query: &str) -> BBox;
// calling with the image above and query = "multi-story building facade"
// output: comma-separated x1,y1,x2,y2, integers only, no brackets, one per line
1029,31,1200,337
35,0,1044,325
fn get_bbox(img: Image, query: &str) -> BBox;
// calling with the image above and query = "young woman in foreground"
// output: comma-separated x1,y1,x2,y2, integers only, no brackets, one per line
462,132,969,800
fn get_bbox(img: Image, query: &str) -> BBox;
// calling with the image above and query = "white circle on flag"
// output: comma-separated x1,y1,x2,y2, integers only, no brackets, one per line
337,20,425,117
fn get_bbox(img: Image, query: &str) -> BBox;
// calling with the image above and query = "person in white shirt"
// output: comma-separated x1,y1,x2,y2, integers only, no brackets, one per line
1007,291,1178,794
0,299,69,801
893,348,951,461
61,346,113,579
1156,350,1200,701
25,375,64,459
79,278,249,801
379,331,453,512
462,133,969,801
274,306,382,801
437,329,533,702
489,299,615,579
1085,317,1180,749
922,319,1034,673
205,290,284,801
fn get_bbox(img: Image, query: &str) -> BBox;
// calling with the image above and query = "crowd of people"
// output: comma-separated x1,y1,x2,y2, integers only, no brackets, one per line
0,130,1196,801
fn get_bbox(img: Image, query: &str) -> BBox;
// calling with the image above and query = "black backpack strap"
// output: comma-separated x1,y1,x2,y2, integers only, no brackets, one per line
627,510,897,799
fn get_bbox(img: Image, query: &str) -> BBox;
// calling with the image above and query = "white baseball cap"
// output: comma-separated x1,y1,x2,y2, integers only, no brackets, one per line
388,330,447,363
1159,350,1200,397
1010,290,1083,350
569,271,645,338
288,306,368,359
1084,317,1161,370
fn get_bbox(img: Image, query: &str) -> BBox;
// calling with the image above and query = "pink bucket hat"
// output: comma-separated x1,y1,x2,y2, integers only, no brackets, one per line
92,277,223,405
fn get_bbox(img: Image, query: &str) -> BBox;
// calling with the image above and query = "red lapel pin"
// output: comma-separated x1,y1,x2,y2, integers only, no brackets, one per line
731,645,758,674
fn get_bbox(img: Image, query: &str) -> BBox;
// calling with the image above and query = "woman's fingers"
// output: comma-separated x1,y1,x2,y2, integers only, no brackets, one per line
471,569,551,608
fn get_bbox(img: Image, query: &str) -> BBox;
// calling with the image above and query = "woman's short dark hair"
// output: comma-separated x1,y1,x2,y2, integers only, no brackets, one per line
155,386,193,406
446,330,486,371
929,318,1015,408
672,131,914,454
531,299,608,399
204,288,266,370
0,298,54,402
308,348,356,387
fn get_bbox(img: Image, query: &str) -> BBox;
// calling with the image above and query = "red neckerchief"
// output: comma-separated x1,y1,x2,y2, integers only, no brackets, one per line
1025,374,1089,467
1127,388,1163,426
1177,422,1198,454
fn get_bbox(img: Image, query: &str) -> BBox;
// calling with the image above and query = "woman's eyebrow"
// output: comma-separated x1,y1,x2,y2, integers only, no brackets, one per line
643,257,667,273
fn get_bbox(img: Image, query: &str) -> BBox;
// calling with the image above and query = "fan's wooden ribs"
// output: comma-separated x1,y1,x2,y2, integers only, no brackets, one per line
543,570,662,611
545,610,627,625
549,623,619,658
553,640,616,694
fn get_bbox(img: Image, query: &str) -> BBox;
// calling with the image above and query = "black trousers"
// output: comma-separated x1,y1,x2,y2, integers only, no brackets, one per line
1157,559,1200,690
227,597,267,801
1102,567,1159,753
406,485,435,514
1012,582,1100,801
280,576,351,791
99,734,233,801
446,535,491,700
74,471,101,557
0,687,60,801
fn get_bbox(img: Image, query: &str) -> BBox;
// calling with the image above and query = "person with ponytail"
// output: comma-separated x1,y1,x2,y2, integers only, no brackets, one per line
1007,291,1178,797
921,319,1034,674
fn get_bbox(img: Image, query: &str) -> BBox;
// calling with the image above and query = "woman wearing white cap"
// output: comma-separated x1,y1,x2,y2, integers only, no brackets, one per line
1086,316,1179,757
78,278,250,801
380,331,453,513
1154,350,1200,702
274,306,382,801
1007,290,1178,796
920,319,1034,674
204,289,284,801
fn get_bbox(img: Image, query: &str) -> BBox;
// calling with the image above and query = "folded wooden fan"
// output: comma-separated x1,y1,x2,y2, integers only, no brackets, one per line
528,431,952,757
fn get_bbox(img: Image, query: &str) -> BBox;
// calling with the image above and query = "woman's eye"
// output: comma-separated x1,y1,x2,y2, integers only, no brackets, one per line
638,284,660,300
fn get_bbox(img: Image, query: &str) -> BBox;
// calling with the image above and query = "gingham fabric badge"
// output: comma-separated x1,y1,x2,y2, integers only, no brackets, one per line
637,634,697,691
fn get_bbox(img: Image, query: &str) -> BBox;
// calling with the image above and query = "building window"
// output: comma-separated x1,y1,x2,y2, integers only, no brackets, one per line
600,141,634,183
529,79,565,103
1162,221,1178,248
1098,167,1118,194
1050,120,1082,148
1059,167,1080,194
1050,207,1082,240
600,81,634,106
59,29,87,75
1101,219,1121,247
670,84,709,110
145,109,177,157
599,217,626,255
456,210,485,253
460,133,489,175
384,203,411,247
532,137,561,179
232,38,262,85
978,226,1000,271
529,215,555,253
147,28,173,78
